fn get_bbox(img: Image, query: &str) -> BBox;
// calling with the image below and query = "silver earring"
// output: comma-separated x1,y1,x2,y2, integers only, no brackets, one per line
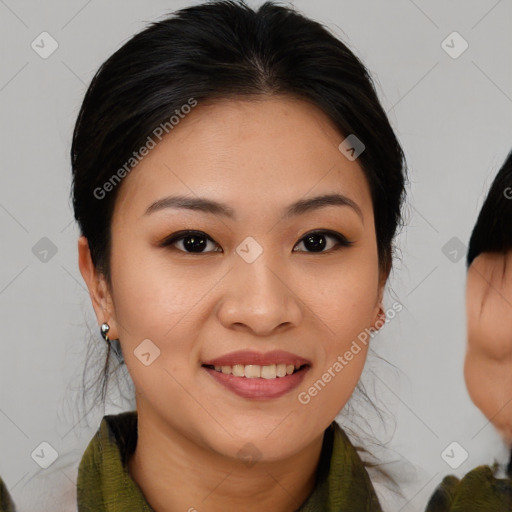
100,322,124,364
100,322,110,341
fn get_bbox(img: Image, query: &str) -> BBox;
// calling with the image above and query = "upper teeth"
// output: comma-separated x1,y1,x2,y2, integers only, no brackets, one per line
212,364,301,379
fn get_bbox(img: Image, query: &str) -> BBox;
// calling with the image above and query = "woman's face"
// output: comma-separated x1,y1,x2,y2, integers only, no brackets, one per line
80,96,385,461
465,250,512,443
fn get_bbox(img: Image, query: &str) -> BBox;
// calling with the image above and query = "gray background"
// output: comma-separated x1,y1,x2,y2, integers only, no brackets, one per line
0,0,511,511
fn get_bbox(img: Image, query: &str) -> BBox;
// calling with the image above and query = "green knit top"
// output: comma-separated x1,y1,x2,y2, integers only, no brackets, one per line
425,463,512,511
76,410,383,511
3,415,512,511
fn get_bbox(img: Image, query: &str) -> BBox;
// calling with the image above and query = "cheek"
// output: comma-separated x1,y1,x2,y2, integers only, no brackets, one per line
110,246,215,342
110,249,208,407
465,352,512,442
467,288,512,360
466,254,512,359
298,251,380,340
292,255,378,411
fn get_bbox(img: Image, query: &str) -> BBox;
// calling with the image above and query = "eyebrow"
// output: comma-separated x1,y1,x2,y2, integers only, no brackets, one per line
144,193,363,222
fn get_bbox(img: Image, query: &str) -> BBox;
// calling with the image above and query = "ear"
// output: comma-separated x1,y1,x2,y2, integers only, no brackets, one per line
78,236,119,339
370,262,389,330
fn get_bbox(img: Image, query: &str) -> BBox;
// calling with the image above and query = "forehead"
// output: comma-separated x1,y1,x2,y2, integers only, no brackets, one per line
113,95,373,224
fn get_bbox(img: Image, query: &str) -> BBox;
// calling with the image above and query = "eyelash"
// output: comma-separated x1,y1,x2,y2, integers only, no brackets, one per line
159,229,353,254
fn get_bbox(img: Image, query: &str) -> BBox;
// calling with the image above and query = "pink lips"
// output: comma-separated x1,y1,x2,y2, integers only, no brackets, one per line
201,350,311,400
202,365,310,400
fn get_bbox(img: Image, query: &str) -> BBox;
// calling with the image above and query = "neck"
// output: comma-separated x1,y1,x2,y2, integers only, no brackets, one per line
128,408,325,512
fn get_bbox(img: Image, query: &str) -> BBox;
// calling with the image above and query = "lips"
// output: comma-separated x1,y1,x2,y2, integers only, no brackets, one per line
202,363,310,399
201,349,311,368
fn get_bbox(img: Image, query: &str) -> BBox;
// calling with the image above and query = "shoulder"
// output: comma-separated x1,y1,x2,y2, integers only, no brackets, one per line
329,422,383,510
79,410,138,467
425,465,512,512
77,410,152,511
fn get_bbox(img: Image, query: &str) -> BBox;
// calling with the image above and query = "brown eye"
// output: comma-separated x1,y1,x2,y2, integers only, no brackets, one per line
293,230,352,253
160,229,352,255
160,230,222,253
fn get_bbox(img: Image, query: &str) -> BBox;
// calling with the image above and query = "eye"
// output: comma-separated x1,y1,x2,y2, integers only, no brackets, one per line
159,230,221,254
293,230,353,253
160,229,353,254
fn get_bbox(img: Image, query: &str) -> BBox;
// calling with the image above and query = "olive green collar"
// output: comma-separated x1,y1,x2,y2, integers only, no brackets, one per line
77,411,383,511
426,465,512,511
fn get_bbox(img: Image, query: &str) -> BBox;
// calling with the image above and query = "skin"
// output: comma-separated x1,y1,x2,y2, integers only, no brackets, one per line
78,95,387,512
465,250,512,445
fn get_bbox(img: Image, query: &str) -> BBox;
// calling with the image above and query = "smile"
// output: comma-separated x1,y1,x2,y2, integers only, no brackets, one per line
202,363,307,379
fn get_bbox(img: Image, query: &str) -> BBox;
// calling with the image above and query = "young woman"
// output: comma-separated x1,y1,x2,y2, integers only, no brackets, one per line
71,1,407,510
425,150,512,511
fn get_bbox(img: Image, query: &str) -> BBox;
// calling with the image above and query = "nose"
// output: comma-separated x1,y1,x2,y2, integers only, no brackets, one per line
216,250,303,337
